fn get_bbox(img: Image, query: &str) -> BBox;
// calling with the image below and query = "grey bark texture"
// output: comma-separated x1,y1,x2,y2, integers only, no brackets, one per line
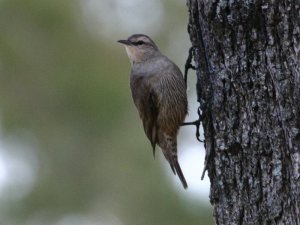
186,0,300,224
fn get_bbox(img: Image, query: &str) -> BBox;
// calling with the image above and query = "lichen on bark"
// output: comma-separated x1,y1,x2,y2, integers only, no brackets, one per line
187,0,300,224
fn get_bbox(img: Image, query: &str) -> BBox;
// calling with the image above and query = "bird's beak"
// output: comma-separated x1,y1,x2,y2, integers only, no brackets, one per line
117,39,132,45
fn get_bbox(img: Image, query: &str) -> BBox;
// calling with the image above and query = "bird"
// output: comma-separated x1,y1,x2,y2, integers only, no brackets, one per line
118,34,188,188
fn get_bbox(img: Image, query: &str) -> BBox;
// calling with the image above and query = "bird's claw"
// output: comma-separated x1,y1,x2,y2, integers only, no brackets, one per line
183,47,204,142
181,106,204,142
184,46,196,84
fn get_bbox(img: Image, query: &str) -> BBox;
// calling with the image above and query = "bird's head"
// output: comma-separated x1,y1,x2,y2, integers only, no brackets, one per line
118,34,160,63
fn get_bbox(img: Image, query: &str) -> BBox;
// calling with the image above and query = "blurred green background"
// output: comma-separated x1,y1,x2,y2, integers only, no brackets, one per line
0,0,213,224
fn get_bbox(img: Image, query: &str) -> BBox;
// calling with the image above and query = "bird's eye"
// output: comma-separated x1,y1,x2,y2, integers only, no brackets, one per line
135,41,144,45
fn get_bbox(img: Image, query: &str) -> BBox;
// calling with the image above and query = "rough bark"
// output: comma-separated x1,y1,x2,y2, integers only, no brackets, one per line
187,0,300,224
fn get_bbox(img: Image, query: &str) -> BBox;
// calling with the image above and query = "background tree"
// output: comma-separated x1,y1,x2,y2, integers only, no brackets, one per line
187,0,300,224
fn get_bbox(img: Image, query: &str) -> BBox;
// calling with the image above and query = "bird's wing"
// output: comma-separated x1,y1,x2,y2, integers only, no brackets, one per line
130,75,159,156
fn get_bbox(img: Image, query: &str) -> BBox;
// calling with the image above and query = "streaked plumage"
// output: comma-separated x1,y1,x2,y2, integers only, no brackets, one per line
118,34,188,188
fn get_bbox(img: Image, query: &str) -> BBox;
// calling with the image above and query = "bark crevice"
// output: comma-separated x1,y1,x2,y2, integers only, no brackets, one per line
187,0,300,224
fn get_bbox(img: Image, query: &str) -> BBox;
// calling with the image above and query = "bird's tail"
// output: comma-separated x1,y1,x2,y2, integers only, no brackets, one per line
160,135,188,189
172,156,188,189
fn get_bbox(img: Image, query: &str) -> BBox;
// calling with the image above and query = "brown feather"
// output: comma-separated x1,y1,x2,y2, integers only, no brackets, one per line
130,75,159,155
122,34,188,188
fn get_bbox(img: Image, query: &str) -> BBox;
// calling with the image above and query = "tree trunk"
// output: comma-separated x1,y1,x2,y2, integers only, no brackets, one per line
187,0,300,224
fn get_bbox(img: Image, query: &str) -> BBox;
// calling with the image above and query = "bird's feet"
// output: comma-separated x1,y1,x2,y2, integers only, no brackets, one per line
184,46,196,84
181,106,203,142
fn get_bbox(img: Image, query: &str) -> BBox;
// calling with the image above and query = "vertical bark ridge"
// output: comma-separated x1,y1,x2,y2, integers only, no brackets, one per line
187,0,300,224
